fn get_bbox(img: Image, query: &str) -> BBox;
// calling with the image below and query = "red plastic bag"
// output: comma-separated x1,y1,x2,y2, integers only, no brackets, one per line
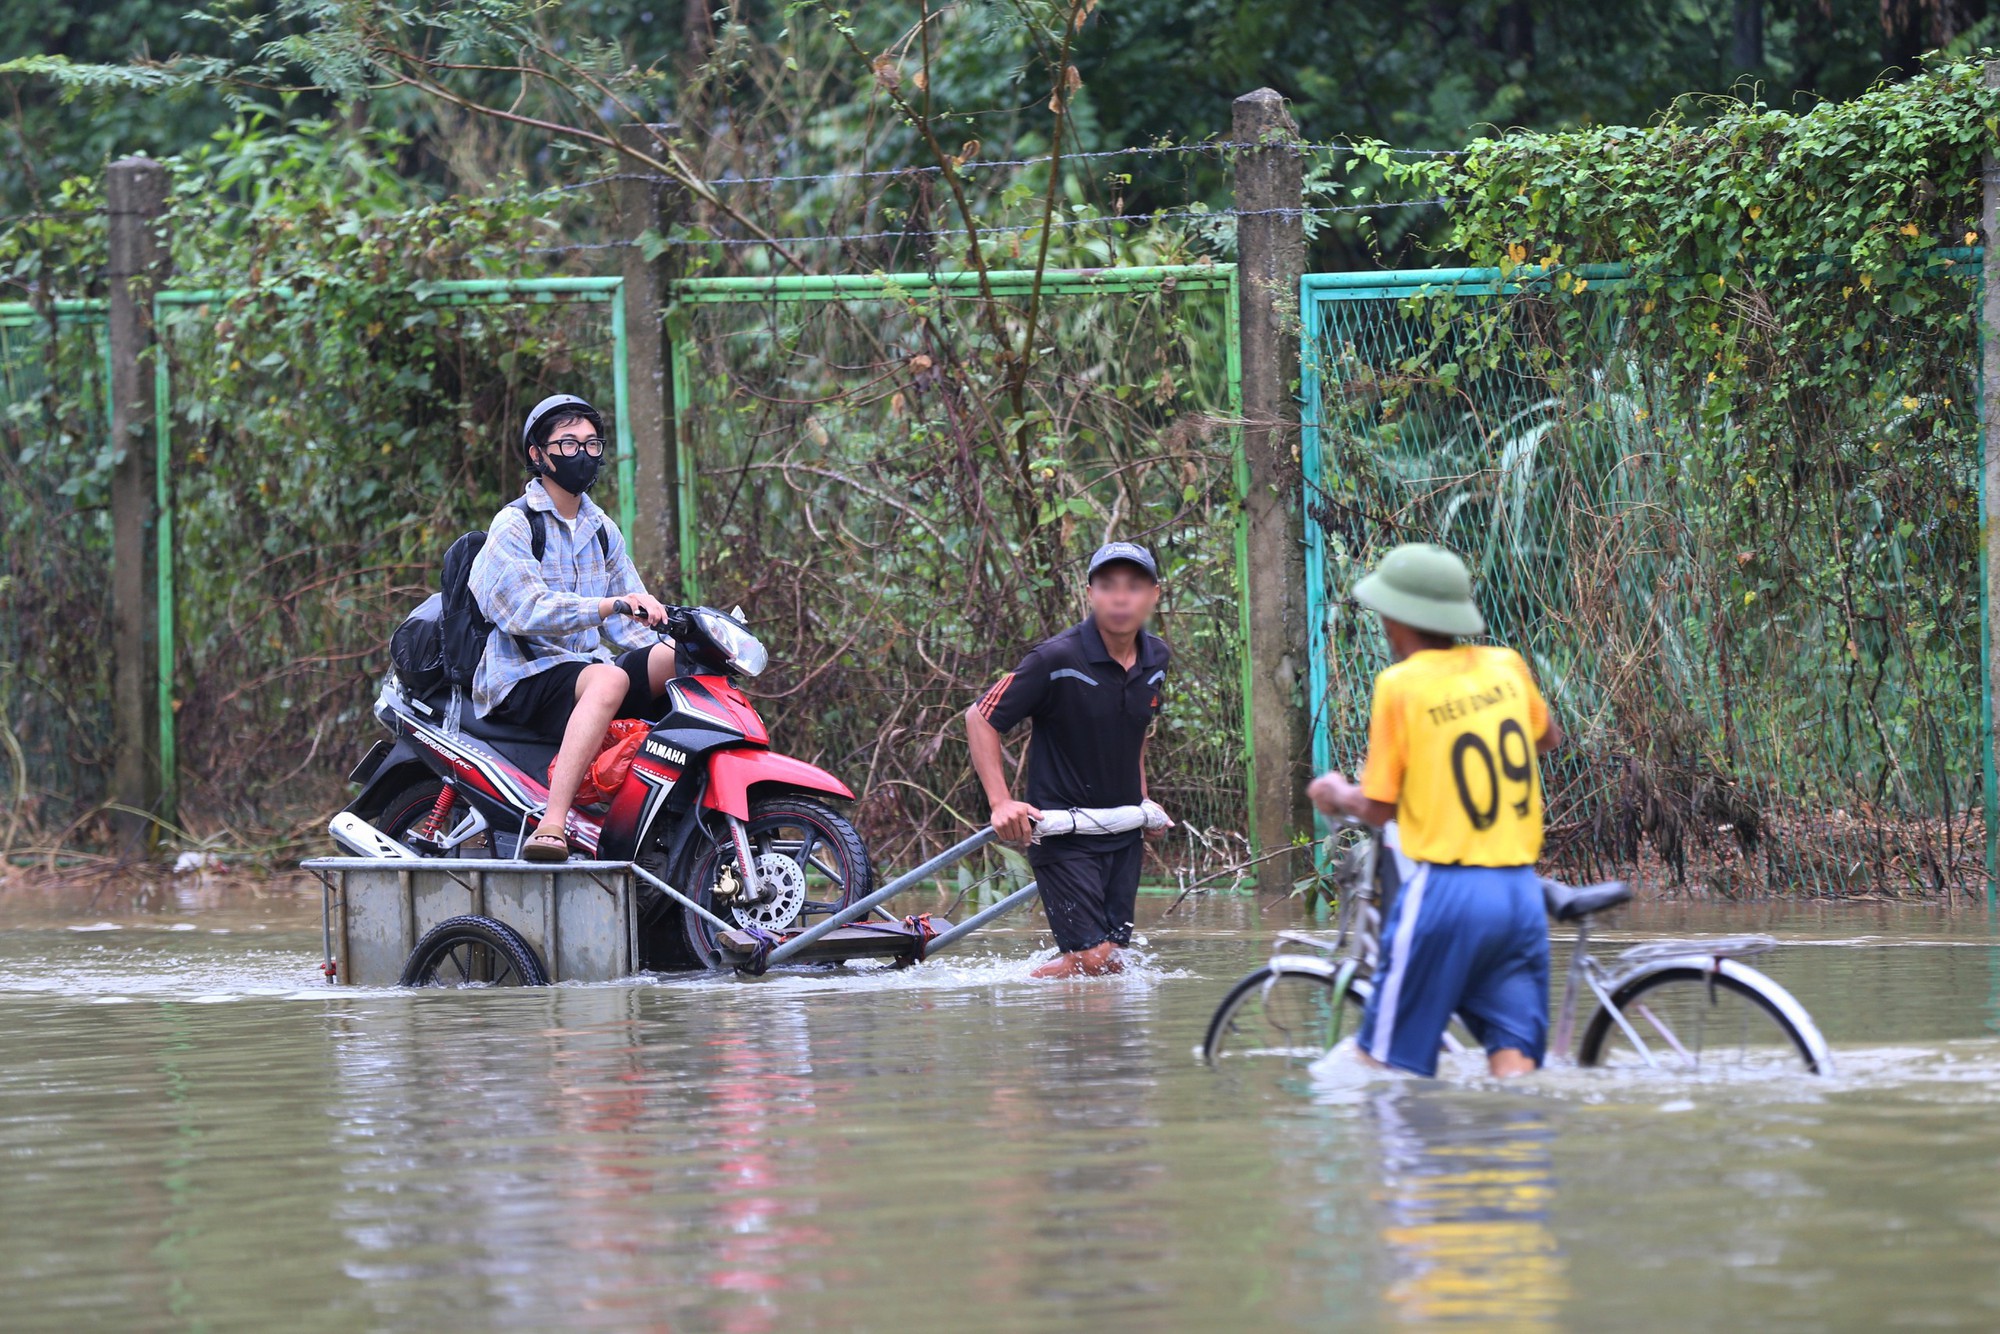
552,718,651,807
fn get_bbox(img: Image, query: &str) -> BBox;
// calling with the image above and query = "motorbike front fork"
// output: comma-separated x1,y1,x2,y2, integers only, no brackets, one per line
723,814,768,903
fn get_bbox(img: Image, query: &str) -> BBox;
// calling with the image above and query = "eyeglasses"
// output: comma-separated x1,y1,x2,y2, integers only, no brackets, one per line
545,436,605,458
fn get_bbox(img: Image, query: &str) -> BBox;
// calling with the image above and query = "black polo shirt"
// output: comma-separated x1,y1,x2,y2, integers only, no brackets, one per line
975,617,1171,855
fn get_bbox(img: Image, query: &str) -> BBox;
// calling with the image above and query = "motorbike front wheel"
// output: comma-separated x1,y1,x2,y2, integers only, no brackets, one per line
670,796,873,969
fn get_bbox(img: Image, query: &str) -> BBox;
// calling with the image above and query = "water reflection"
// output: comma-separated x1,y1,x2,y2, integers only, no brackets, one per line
1016,984,1170,1318
1368,1089,1567,1327
323,988,836,1329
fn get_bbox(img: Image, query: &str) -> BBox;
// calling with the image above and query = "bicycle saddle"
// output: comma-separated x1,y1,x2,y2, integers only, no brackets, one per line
1539,877,1631,921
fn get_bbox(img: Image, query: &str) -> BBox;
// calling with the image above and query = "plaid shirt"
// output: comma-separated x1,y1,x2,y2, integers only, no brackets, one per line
467,480,657,717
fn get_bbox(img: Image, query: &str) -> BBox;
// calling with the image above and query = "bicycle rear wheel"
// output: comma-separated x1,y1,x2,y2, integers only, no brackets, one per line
1203,962,1362,1065
1578,964,1826,1074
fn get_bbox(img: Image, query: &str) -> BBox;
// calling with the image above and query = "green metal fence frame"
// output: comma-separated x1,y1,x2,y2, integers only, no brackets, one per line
1298,259,1998,899
1,276,633,821
668,264,1256,825
5,264,1259,841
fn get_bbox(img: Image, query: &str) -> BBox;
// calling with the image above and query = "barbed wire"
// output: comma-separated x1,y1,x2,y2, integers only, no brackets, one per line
0,210,97,224
525,197,1456,254
559,140,1459,193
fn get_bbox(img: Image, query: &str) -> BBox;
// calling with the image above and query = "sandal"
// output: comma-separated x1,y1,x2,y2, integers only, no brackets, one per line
521,830,571,863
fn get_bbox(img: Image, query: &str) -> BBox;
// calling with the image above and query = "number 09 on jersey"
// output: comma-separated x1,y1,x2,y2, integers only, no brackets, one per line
1358,646,1551,867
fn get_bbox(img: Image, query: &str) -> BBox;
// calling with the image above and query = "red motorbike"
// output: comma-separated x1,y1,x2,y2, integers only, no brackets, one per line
342,605,871,970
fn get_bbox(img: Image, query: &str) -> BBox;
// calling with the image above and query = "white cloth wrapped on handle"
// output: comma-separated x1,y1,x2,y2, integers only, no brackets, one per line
1030,799,1172,843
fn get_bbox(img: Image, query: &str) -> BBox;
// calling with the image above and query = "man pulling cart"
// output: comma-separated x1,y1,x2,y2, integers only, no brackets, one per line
966,541,1174,978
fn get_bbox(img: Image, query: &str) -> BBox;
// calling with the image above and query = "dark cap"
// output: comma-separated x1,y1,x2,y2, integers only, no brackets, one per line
1087,540,1159,582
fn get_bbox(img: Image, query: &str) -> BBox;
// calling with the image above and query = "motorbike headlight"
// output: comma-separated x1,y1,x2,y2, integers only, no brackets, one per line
693,607,768,678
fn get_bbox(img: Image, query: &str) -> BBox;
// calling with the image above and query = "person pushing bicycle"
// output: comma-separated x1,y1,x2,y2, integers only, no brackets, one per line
1306,543,1564,1078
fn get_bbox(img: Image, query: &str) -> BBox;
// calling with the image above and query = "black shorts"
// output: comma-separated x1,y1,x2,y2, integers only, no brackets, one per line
1028,838,1144,954
489,647,660,740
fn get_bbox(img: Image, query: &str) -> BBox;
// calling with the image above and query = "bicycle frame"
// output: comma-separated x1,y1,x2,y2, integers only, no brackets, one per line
1259,819,1831,1073
1549,914,1647,1064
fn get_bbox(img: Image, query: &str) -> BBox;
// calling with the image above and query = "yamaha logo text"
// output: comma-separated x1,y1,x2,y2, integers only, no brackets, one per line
644,740,689,766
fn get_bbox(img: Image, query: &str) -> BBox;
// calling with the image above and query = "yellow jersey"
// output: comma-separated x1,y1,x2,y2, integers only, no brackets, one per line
1359,645,1551,866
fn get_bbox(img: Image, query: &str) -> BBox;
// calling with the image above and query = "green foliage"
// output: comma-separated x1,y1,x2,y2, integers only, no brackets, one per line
0,108,613,846
1369,54,1996,278
10,0,1991,267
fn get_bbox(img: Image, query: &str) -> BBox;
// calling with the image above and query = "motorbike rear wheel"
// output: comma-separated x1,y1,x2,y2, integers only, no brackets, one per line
376,779,493,857
671,796,873,969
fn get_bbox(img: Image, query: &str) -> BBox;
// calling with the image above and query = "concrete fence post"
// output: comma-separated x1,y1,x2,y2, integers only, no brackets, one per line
107,155,168,854
1981,62,1999,901
618,123,685,594
1232,89,1312,891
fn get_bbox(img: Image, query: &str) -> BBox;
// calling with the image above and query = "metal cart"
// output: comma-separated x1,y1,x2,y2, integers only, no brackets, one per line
304,827,1037,986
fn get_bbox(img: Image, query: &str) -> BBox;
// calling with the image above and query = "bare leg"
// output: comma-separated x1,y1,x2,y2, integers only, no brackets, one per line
1348,1048,1530,1076
645,641,676,695
1077,941,1125,975
1030,940,1124,979
534,664,628,842
1030,952,1086,979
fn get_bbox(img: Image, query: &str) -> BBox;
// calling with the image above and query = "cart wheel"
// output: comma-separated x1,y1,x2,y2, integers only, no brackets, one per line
400,915,550,988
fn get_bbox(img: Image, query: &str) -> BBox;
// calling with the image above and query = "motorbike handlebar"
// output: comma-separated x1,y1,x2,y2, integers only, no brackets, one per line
610,599,698,631
611,601,704,647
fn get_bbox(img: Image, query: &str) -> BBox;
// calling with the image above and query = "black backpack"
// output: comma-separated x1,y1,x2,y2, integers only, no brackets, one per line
391,497,611,695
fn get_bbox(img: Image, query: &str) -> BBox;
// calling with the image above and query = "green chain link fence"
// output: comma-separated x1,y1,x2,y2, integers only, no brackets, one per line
4,263,1259,873
670,266,1252,881
1302,260,1987,899
1,280,633,845
0,309,114,843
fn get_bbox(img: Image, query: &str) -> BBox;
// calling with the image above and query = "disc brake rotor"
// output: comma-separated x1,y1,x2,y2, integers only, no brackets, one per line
732,852,807,931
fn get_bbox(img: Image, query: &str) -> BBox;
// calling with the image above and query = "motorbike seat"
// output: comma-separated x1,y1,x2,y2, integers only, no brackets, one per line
459,712,560,778
1539,877,1631,921
462,712,558,746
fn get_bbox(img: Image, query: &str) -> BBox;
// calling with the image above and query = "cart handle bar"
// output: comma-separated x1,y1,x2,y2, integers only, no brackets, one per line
921,879,1041,958
629,861,738,938
762,825,999,968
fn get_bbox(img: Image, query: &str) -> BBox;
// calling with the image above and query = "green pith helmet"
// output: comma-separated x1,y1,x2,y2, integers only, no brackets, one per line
1351,542,1486,638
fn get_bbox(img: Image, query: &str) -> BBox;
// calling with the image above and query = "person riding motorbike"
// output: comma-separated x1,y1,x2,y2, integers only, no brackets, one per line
468,394,674,862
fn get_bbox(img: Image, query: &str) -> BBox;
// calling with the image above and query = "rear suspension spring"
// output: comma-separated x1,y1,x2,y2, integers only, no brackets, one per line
415,784,457,841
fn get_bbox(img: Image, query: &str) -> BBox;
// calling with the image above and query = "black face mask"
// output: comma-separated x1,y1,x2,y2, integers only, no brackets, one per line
537,447,602,495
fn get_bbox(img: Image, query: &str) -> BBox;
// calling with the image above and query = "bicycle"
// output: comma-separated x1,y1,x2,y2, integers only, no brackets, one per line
1201,819,1832,1075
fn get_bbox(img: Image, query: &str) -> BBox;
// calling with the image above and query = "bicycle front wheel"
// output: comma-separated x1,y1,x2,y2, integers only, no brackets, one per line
1578,963,1827,1074
1202,962,1363,1066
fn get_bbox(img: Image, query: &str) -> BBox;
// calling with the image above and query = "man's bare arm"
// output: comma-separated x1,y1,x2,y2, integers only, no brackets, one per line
1537,715,1565,756
1307,771,1397,827
966,707,1040,842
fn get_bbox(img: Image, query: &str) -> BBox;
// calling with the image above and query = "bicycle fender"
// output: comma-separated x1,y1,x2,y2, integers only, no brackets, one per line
1602,954,1833,1074
1262,955,1343,982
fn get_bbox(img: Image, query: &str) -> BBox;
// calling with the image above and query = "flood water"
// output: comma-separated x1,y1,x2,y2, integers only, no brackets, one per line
4,881,2000,1330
